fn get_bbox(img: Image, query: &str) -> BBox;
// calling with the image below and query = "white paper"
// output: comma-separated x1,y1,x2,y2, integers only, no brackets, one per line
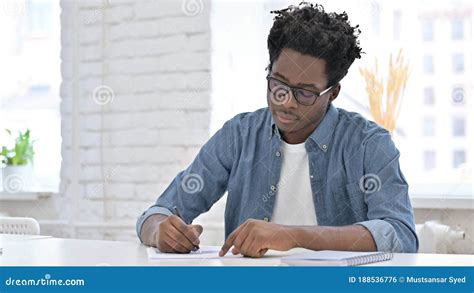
147,246,242,260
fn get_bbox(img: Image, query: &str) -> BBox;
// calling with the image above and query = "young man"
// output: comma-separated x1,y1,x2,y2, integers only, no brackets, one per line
137,3,418,257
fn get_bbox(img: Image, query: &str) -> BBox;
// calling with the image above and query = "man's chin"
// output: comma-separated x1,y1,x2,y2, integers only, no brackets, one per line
275,121,300,134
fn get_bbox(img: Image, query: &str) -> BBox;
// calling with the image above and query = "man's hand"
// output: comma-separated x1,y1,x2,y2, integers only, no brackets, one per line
219,219,296,258
141,214,203,253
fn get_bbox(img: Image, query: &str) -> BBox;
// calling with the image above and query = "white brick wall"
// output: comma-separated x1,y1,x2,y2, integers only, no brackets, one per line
56,0,212,241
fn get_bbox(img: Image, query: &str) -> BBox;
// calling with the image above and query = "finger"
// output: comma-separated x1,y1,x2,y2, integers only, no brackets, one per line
165,229,194,253
171,224,197,251
219,223,247,256
232,227,251,253
257,248,269,258
219,235,236,257
168,218,199,247
169,216,200,246
190,225,203,250
157,240,171,252
246,237,265,258
191,224,203,236
239,234,255,256
220,221,252,256
165,238,189,253
248,234,269,258
231,247,240,255
167,225,196,252
183,227,201,247
155,232,171,251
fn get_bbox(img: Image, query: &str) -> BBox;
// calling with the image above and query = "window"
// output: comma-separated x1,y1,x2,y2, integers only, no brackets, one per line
393,10,402,40
27,1,54,34
371,5,381,36
452,117,466,137
211,0,473,202
423,150,436,171
423,87,435,105
452,53,464,73
421,19,434,41
0,0,61,192
451,18,464,40
453,150,466,168
422,117,435,136
423,55,434,74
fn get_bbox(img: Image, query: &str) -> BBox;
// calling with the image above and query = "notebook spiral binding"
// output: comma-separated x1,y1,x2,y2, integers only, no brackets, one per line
346,252,394,266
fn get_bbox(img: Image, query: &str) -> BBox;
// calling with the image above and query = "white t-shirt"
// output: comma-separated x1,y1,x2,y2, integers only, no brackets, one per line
271,140,318,226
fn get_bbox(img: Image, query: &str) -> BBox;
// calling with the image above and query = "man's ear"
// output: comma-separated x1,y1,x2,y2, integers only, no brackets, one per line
328,83,341,103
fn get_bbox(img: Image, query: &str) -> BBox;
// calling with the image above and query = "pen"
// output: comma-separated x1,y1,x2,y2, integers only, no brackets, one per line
173,206,200,252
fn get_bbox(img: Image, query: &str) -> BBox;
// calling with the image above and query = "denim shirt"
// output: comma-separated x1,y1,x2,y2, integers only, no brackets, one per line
136,104,419,253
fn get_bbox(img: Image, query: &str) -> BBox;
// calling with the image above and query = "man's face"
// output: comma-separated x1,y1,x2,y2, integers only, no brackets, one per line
267,48,339,144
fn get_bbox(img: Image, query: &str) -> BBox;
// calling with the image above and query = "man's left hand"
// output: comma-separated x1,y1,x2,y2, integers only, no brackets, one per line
219,219,296,258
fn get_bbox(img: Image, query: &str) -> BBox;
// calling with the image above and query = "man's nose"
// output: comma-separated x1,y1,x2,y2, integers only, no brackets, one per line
282,89,298,109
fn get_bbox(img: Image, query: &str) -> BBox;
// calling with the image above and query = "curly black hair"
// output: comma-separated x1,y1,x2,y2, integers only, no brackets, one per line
267,2,363,87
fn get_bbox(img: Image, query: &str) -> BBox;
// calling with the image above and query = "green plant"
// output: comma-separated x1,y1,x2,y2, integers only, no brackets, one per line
0,129,35,166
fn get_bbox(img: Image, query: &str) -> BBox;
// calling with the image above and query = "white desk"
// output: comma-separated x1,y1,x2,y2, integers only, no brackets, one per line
0,234,52,243
0,236,473,266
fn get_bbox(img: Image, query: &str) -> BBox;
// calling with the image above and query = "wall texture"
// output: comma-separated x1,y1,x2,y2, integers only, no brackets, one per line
1,0,212,242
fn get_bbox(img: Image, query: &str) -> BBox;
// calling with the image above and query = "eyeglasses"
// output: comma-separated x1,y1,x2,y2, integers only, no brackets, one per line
266,75,333,106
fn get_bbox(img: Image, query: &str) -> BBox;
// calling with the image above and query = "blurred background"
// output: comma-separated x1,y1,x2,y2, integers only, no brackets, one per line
0,0,472,254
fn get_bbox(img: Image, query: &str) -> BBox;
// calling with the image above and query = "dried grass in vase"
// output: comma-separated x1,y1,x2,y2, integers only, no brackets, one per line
359,49,410,134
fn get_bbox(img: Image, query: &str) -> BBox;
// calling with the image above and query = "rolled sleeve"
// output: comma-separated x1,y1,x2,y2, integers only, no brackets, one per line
356,219,402,252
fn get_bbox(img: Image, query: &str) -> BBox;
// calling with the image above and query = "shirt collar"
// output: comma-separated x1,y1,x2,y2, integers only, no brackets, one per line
269,104,339,152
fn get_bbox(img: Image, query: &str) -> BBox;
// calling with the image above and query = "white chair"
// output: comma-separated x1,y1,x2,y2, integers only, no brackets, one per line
0,216,40,235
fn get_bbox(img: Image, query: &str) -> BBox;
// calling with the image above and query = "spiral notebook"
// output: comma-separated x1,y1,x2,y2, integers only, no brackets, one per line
281,250,393,266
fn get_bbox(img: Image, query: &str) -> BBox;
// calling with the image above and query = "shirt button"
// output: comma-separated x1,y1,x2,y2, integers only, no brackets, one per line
263,217,269,222
322,144,327,150
270,185,276,191
310,175,314,179
275,151,281,157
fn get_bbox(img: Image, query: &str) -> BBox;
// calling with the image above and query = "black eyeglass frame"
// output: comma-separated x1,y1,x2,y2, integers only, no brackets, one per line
266,75,334,106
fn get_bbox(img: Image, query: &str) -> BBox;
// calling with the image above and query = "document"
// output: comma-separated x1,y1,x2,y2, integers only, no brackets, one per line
147,246,242,260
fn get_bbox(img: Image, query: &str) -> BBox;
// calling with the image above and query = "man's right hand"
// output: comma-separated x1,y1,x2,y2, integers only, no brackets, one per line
141,214,203,253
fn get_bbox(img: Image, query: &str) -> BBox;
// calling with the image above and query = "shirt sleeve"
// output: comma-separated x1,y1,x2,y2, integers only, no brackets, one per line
355,129,419,253
136,119,236,243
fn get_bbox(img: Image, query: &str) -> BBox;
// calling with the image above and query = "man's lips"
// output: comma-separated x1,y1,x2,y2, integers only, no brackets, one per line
275,111,298,124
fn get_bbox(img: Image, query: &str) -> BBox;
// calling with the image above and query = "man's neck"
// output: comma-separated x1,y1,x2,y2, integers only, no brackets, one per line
281,122,318,144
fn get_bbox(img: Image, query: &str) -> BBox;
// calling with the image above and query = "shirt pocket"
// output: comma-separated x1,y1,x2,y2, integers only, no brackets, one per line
330,182,367,223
